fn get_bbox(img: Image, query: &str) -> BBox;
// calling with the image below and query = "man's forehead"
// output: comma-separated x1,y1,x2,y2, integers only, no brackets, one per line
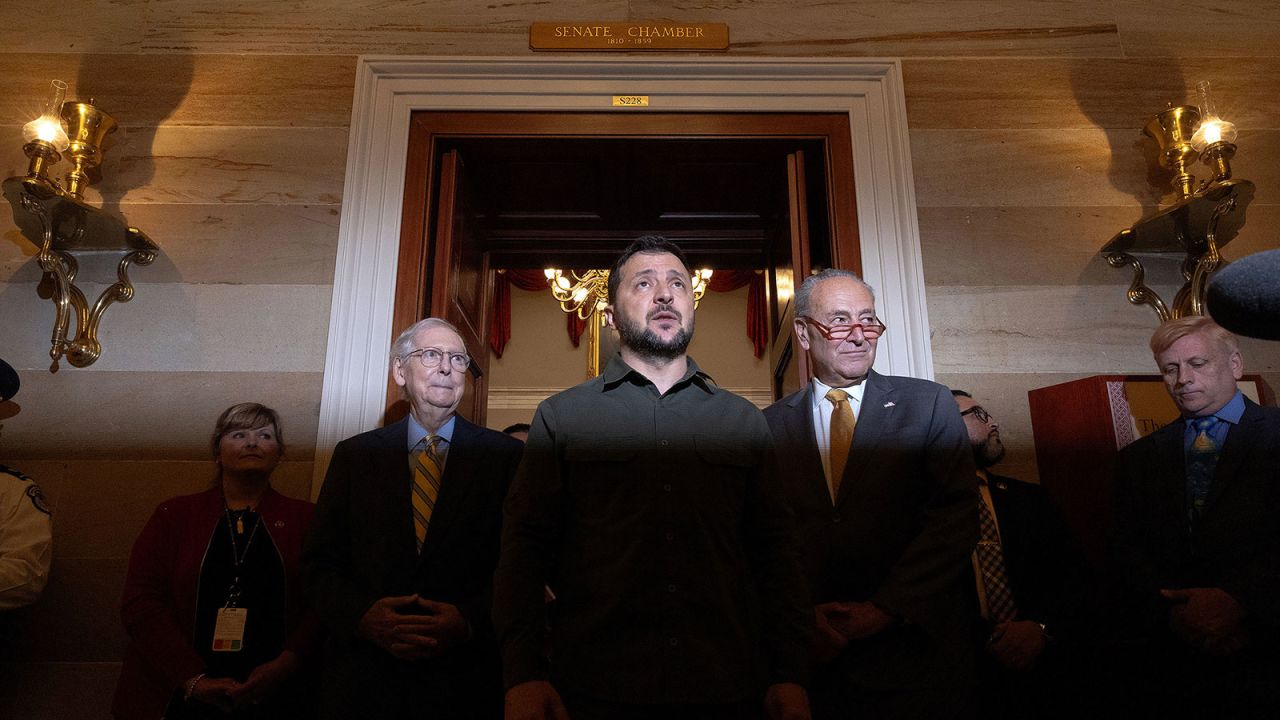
413,325,466,351
955,395,977,411
621,251,689,278
815,279,875,313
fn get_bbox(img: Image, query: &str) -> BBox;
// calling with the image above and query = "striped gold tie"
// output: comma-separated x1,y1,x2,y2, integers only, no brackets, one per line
410,435,445,551
827,388,855,501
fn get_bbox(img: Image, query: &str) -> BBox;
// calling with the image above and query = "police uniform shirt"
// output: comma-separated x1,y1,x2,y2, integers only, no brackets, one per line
0,464,53,610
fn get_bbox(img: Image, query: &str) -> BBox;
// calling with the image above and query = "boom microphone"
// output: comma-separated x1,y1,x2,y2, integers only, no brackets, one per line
1208,249,1280,340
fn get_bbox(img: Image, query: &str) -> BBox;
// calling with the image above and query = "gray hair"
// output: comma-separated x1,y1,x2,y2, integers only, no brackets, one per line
390,317,464,363
794,269,876,318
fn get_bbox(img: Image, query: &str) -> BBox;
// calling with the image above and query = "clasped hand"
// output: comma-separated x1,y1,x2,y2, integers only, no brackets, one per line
188,650,298,711
1161,587,1247,655
358,594,468,660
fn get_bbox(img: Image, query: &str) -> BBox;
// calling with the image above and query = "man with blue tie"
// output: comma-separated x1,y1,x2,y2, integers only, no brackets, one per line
1111,316,1280,717
303,317,524,719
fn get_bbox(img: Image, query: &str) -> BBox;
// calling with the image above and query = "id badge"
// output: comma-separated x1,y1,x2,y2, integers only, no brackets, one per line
212,607,248,652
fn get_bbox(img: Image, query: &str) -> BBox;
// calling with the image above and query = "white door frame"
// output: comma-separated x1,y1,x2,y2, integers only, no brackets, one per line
313,56,931,495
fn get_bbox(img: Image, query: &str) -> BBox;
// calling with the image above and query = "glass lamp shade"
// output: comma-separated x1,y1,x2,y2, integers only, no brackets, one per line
21,80,70,151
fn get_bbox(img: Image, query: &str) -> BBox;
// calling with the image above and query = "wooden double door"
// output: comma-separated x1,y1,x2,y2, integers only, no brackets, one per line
391,112,861,424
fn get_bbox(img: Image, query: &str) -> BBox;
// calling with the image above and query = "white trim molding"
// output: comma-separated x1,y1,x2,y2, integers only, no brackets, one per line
314,56,932,495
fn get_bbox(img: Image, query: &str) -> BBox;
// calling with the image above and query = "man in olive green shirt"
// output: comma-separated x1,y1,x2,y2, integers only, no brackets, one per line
494,236,812,720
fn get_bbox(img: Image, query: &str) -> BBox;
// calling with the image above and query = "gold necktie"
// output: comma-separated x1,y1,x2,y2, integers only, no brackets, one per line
826,389,855,501
410,435,445,551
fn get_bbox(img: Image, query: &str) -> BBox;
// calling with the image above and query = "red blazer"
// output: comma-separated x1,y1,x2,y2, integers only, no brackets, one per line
112,486,321,720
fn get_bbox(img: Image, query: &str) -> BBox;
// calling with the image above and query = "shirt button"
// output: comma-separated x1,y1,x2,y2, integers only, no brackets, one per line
660,440,669,447
667,584,677,593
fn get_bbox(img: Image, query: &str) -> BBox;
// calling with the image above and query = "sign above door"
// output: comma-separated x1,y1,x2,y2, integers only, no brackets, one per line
530,22,729,51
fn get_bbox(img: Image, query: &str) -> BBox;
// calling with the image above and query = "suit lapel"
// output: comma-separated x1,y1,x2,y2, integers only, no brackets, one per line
420,415,477,558
1153,420,1188,527
370,420,420,565
1204,400,1261,516
837,371,892,507
780,387,832,508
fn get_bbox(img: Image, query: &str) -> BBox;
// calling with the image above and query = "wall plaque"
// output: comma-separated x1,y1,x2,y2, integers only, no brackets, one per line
530,22,729,51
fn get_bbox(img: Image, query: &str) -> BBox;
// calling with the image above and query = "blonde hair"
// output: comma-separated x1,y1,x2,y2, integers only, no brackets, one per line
211,402,285,461
1149,316,1239,358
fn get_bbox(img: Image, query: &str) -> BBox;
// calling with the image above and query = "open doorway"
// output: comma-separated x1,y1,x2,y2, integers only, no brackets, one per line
390,112,860,427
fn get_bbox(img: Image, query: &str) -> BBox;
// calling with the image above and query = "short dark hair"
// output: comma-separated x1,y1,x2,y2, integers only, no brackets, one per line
950,389,972,399
502,423,531,435
607,235,692,302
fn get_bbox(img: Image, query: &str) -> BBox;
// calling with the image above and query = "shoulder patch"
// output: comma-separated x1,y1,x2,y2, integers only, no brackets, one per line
25,483,52,515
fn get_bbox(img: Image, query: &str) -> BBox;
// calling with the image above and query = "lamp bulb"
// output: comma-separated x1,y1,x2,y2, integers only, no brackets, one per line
22,79,70,151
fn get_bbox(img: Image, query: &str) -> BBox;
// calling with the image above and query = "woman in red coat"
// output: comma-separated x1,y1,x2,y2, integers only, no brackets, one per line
113,403,322,719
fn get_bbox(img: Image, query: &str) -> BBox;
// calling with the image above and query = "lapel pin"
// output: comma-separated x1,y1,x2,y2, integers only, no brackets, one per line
883,401,895,408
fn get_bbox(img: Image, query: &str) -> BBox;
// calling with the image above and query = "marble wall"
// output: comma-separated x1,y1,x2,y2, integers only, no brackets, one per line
1,2,1278,716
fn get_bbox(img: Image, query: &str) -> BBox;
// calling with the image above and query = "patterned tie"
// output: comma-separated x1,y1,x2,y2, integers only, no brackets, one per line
826,389,856,501
976,477,1018,623
410,435,446,552
1185,416,1221,524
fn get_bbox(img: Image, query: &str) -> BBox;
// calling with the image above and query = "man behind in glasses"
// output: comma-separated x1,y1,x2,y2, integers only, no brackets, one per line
763,269,979,720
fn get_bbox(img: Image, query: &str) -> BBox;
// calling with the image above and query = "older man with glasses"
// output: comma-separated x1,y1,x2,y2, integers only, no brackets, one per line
763,269,979,720
303,317,525,720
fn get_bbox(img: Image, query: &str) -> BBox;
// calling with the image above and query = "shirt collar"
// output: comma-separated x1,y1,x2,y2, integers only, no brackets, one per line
1201,390,1247,426
407,412,456,451
811,375,869,409
600,354,714,394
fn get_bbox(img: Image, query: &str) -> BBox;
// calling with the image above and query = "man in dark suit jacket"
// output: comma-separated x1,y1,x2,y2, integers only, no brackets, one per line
951,390,1086,720
303,317,524,719
763,269,978,720
1111,316,1280,717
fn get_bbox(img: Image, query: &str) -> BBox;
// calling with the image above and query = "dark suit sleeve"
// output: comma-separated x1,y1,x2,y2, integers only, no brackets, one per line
870,386,979,635
1108,440,1171,634
492,402,564,689
745,414,813,687
301,439,380,640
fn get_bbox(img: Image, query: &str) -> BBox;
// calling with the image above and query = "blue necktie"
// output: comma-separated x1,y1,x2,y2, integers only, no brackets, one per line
1185,416,1220,524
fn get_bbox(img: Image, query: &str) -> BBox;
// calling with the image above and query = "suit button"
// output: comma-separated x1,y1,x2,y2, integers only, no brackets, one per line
663,484,672,492
667,584,677,593
832,514,842,523
669,637,679,647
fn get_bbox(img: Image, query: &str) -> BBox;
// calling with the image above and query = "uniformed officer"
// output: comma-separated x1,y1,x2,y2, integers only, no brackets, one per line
0,357,53,611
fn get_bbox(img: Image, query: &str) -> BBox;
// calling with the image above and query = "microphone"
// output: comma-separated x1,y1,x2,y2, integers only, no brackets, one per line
1208,249,1280,340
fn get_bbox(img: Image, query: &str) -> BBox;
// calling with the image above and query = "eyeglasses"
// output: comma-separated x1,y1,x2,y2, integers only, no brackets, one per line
960,406,992,423
799,316,887,341
401,347,471,372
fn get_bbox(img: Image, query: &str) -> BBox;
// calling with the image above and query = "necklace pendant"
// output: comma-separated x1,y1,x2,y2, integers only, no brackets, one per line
236,517,245,535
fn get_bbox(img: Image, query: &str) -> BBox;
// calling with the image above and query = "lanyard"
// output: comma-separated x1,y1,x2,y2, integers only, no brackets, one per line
222,508,262,608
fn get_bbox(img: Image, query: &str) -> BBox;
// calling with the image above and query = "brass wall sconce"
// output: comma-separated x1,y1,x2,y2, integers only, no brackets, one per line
543,267,713,378
3,80,158,369
1102,82,1251,322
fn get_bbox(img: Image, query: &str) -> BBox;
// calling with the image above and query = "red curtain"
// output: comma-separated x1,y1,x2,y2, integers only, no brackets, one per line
489,268,766,359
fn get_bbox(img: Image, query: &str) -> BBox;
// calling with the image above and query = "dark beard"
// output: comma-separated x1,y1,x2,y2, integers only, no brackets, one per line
973,436,1005,469
616,304,694,361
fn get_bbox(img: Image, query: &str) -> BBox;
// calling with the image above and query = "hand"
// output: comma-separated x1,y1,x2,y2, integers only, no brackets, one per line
413,598,470,649
505,680,570,720
189,675,238,712
1161,587,1245,651
226,650,299,708
986,620,1046,672
764,682,811,720
359,594,461,660
811,606,849,664
818,601,895,640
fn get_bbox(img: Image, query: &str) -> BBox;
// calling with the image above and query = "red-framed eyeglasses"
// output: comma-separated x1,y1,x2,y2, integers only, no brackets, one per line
799,316,887,341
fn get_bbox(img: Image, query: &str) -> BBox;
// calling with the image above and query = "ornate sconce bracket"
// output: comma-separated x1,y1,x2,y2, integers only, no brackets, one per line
1101,179,1252,322
4,176,158,369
